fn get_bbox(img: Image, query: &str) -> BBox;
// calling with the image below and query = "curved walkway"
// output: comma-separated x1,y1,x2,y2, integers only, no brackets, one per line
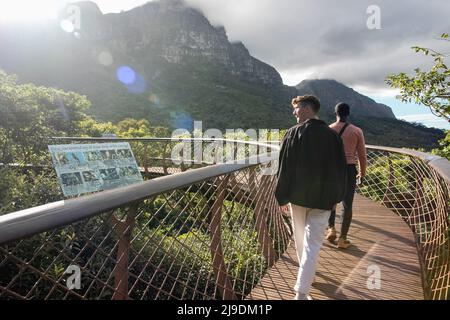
248,194,425,300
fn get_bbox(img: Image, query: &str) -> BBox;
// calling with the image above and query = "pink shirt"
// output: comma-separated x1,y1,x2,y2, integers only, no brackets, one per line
329,122,367,175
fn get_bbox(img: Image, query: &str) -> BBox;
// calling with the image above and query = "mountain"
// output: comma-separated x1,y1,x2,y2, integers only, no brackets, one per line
296,79,395,120
0,0,444,149
295,79,444,148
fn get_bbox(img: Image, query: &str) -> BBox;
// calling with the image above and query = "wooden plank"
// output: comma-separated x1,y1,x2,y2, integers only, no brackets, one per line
248,194,425,300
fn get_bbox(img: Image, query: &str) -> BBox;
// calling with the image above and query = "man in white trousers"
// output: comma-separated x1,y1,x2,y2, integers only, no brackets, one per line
275,95,347,300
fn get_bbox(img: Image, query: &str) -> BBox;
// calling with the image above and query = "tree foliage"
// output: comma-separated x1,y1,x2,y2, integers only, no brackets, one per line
386,33,450,120
386,33,450,159
0,70,92,164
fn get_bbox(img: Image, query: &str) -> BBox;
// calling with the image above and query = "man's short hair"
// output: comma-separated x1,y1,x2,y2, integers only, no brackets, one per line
291,95,321,113
335,102,350,117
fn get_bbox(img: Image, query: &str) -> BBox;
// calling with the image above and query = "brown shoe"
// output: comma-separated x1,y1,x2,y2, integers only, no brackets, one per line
325,227,337,243
337,238,352,249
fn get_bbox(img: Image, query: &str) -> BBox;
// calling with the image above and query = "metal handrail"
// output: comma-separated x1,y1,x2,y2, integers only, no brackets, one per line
51,136,281,151
2,139,448,246
366,145,450,184
0,139,279,245
1,137,449,299
360,145,449,299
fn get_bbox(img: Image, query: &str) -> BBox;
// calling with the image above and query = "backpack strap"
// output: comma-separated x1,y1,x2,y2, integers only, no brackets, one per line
338,123,350,137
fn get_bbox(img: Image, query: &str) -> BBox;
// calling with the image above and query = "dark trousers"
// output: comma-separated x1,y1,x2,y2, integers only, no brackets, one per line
328,164,357,239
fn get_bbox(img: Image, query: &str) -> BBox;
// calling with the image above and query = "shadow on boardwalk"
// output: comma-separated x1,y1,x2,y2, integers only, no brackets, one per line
247,194,424,300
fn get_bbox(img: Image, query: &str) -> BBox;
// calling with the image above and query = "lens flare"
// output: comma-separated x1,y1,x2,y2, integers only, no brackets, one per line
116,66,136,85
98,51,114,66
125,74,147,94
170,111,193,131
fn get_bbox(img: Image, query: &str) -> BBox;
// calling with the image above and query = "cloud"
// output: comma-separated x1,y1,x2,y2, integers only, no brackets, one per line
399,113,447,122
94,0,152,13
184,0,450,89
398,113,450,129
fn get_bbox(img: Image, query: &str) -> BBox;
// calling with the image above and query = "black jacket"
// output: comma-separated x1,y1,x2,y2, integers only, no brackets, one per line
275,119,347,210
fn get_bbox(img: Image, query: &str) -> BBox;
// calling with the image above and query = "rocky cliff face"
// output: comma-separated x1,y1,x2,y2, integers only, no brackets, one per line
76,0,282,86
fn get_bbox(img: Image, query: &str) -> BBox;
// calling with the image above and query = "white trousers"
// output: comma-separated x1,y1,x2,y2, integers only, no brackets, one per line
290,204,330,294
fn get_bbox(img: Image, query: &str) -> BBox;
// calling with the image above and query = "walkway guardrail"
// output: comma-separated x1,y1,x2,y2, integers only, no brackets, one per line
0,138,448,299
0,138,289,300
358,146,449,300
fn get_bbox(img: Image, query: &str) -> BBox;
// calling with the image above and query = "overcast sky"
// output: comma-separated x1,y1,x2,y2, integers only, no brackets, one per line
2,0,449,128
89,0,450,92
4,0,449,93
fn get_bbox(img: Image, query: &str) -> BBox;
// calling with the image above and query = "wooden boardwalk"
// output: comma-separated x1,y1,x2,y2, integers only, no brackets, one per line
248,194,425,300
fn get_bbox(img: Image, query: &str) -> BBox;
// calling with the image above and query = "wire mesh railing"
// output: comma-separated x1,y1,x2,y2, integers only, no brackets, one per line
0,139,449,300
359,146,450,300
0,138,290,300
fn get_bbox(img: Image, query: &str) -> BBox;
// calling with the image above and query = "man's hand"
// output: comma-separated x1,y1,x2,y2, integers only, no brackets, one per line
356,173,365,185
280,204,291,213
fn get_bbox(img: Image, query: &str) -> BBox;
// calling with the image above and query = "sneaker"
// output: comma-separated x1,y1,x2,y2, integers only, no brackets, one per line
325,227,337,243
337,238,352,249
294,292,313,300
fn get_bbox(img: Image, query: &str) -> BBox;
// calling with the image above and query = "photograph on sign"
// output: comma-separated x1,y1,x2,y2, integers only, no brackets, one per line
48,143,143,197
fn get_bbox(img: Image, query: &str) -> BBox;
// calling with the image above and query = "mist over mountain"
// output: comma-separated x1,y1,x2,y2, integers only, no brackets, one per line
0,0,443,148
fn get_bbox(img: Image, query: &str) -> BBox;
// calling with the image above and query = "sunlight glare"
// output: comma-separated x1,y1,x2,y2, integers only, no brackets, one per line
0,0,61,22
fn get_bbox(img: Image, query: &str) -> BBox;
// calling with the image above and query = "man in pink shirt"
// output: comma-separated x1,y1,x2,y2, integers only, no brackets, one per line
326,103,367,249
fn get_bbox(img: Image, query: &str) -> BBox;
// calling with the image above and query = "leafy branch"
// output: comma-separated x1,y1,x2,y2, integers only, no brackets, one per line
386,33,450,121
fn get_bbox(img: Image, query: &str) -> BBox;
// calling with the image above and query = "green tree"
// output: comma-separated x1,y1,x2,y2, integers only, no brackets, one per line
386,33,450,120
115,118,171,138
77,118,116,137
116,118,152,137
433,131,450,159
386,33,450,159
0,69,91,164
